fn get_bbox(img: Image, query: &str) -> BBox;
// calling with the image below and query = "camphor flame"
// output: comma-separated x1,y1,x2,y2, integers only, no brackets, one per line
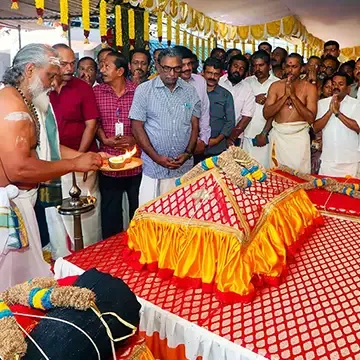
123,145,137,161
86,190,96,204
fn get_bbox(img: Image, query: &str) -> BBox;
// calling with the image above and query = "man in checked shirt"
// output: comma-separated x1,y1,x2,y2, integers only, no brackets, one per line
94,51,141,239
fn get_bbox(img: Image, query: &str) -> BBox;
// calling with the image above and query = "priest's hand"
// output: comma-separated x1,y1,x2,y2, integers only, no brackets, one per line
73,152,103,172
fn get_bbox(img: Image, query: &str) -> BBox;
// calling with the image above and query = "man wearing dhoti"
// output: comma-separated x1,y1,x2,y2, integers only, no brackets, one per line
0,44,103,291
263,53,318,173
314,72,360,177
243,50,279,168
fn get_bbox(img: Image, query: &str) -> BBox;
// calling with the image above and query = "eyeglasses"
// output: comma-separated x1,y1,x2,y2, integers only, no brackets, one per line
160,65,182,74
320,65,335,72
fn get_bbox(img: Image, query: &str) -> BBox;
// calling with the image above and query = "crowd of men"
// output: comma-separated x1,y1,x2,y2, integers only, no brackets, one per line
0,38,359,291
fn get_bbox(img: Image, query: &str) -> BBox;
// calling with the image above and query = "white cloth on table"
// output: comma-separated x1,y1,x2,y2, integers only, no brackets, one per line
269,121,311,173
139,174,177,207
0,187,52,292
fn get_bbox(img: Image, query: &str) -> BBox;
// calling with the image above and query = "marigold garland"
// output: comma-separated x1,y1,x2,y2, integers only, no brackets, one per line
201,38,205,60
82,0,90,43
166,15,172,47
189,33,194,52
144,11,150,50
157,10,163,43
115,5,123,51
128,8,135,50
195,36,200,57
99,0,107,46
183,31,187,47
11,0,19,10
59,0,68,34
223,39,227,51
35,0,44,25
207,37,211,57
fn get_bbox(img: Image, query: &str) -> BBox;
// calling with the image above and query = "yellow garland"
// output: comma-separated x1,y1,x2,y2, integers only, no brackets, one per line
128,8,135,49
35,0,44,24
99,0,107,45
115,5,123,48
82,0,90,43
189,33,194,52
223,39,227,51
201,38,205,60
294,44,298,53
59,0,68,34
157,10,163,41
175,23,180,45
207,37,211,57
144,11,150,48
183,31,187,47
242,40,245,54
166,15,172,45
195,36,200,57
251,40,255,53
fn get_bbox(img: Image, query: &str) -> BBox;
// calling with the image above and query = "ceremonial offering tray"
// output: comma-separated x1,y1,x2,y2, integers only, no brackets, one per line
101,157,143,172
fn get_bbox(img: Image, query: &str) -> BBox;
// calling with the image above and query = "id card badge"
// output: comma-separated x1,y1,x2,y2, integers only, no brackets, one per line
115,122,124,136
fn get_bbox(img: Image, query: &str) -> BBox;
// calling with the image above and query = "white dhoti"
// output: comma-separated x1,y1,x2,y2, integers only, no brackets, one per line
0,186,52,292
269,121,311,174
319,161,359,178
243,137,270,168
139,174,177,206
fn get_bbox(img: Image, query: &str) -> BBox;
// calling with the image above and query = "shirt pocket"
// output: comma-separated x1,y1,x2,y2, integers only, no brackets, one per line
212,100,226,118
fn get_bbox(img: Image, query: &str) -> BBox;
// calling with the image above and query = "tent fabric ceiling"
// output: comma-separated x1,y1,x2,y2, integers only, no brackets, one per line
186,0,360,48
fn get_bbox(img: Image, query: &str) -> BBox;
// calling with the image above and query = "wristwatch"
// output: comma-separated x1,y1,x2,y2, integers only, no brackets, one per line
184,150,193,159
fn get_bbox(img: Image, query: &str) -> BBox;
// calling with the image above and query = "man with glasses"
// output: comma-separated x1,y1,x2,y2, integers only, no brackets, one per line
173,45,211,159
130,48,201,205
219,54,255,147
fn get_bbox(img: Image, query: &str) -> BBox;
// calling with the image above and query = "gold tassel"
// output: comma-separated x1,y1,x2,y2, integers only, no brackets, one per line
128,8,135,50
224,39,227,51
157,10,163,43
82,0,90,43
11,0,19,10
207,37,211,57
99,0,107,44
189,33,194,52
175,23,180,45
144,11,149,49
195,36,200,58
35,0,44,24
166,15,172,47
252,40,255,54
115,5,123,49
202,38,205,60
183,31,187,47
301,42,305,56
60,0,68,35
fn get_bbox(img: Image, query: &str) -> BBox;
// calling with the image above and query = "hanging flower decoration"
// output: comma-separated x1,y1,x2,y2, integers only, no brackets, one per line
35,0,44,24
195,36,200,58
157,10,163,43
207,37,211,57
128,8,135,50
82,0,90,43
175,23,180,45
115,5,123,51
189,33,194,52
144,11,150,50
201,38,205,60
11,0,19,10
60,0,69,34
166,15,172,47
99,0,107,46
183,31,187,47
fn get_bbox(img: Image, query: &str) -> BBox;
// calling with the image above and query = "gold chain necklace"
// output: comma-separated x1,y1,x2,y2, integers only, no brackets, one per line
14,86,40,146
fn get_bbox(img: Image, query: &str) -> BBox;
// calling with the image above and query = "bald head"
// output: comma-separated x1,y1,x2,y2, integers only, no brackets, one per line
53,43,76,82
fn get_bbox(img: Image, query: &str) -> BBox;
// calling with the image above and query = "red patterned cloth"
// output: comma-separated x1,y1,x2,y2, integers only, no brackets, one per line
94,81,141,178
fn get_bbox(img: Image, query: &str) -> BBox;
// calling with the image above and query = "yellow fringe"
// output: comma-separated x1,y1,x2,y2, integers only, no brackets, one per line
11,2,19,10
115,5,123,47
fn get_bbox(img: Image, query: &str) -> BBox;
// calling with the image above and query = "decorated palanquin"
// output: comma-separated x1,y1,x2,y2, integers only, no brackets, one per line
0,269,155,360
124,147,323,304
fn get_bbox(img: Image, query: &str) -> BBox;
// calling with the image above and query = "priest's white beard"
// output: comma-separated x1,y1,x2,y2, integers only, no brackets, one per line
29,74,50,115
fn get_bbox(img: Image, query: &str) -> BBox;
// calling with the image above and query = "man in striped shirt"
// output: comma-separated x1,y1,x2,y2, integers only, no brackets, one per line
130,48,201,205
94,51,141,239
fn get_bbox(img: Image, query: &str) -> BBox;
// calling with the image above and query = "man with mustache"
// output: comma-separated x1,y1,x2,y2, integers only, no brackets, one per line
313,72,360,177
129,49,151,85
264,53,318,173
77,56,97,87
174,46,210,160
0,44,103,290
50,43,102,246
243,50,279,167
319,55,339,81
202,57,235,159
323,40,341,59
95,51,141,239
271,47,288,78
219,54,255,147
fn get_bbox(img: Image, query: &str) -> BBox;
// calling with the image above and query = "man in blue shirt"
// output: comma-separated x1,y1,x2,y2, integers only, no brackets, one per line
130,48,201,205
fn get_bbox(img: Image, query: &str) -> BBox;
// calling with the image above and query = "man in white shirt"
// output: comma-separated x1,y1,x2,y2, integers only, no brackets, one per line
174,46,211,155
219,54,255,147
243,50,279,167
314,72,360,177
